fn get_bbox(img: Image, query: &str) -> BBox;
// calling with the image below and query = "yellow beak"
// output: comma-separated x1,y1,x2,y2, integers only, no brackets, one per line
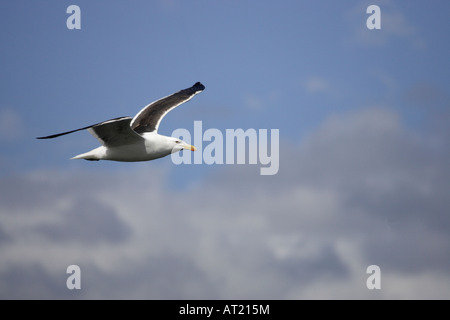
183,145,197,151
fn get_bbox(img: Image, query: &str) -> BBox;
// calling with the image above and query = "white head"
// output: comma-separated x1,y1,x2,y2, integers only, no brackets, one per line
167,136,197,154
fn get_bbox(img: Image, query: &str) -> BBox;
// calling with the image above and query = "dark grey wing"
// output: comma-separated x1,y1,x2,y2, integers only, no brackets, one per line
37,116,144,147
131,82,205,134
36,116,130,139
87,117,144,147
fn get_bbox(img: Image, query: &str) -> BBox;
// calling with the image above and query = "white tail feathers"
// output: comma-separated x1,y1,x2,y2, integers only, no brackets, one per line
71,147,105,161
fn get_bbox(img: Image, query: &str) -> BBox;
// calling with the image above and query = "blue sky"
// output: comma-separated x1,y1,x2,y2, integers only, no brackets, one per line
1,0,448,174
1,0,450,299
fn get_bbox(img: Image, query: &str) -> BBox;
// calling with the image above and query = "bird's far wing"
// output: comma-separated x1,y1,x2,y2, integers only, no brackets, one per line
37,116,144,147
36,117,130,140
131,82,205,134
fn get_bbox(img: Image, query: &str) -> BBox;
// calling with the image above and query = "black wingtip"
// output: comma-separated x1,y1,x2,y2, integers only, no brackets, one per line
36,133,63,139
193,82,205,91
36,134,57,139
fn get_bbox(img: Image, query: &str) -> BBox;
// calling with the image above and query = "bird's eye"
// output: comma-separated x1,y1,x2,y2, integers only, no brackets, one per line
175,140,180,143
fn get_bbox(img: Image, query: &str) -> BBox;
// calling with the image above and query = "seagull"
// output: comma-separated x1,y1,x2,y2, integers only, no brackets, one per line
37,82,205,162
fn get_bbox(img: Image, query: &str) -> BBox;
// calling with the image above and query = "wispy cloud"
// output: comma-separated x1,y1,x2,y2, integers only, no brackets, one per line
0,108,24,142
243,90,281,111
304,76,330,94
244,94,265,110
404,83,450,110
347,1,425,48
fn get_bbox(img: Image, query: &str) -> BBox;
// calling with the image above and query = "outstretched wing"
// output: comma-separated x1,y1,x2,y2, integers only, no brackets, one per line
131,82,205,134
37,117,144,147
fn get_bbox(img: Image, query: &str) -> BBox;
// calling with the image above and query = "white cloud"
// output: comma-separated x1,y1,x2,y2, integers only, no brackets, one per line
348,1,424,48
0,107,449,299
0,108,24,142
244,94,265,110
381,10,414,37
243,90,281,110
304,76,330,94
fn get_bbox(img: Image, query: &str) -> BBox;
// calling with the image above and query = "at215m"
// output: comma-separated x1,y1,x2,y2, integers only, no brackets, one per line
222,304,269,315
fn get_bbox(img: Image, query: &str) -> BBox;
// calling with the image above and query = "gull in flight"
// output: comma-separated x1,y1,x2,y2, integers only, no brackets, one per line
37,82,205,162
